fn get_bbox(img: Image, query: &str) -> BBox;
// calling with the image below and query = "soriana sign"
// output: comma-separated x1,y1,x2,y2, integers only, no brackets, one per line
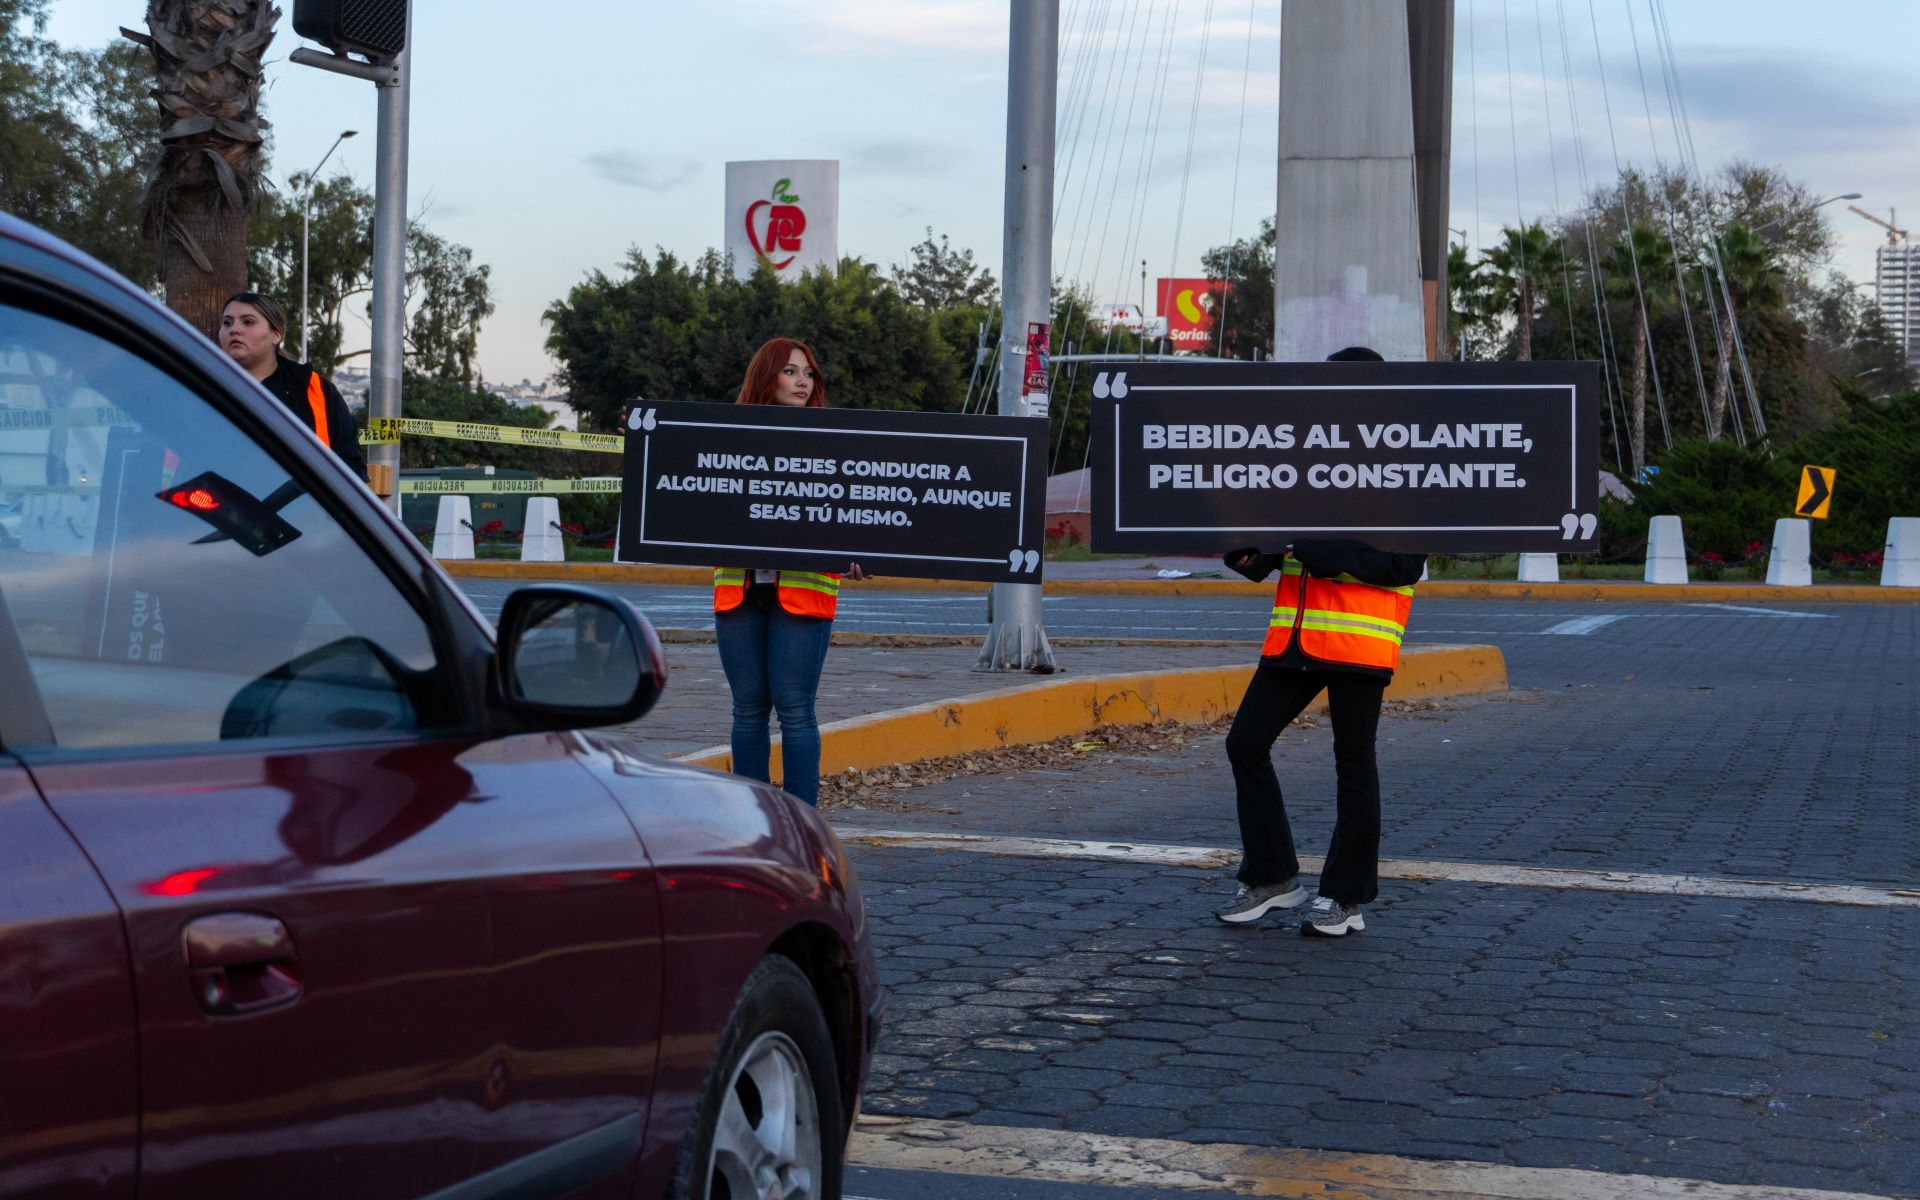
725,160,839,281
1156,277,1229,350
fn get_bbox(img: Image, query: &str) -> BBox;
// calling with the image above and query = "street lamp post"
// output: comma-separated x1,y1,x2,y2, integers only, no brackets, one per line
1749,192,1861,236
300,129,358,363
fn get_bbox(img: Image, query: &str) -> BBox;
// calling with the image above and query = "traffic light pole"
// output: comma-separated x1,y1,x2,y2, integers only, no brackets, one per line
976,0,1058,674
365,10,411,513
289,0,411,512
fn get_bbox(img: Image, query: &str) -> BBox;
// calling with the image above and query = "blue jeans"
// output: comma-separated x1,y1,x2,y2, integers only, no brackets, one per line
715,601,834,804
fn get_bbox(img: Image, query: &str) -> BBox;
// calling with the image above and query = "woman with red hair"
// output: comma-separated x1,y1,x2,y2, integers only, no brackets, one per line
712,338,866,805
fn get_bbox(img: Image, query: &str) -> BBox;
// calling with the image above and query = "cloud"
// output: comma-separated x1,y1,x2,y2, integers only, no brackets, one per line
748,0,1004,53
582,151,701,192
846,139,954,178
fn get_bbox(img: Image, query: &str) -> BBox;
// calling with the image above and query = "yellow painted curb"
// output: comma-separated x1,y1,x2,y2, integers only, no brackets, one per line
439,560,1917,603
671,643,1506,777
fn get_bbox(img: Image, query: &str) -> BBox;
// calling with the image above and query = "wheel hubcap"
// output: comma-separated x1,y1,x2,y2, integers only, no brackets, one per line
706,1030,821,1200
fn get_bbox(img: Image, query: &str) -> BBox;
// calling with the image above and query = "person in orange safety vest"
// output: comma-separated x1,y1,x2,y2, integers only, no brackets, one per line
1213,346,1427,938
219,292,368,481
712,338,867,805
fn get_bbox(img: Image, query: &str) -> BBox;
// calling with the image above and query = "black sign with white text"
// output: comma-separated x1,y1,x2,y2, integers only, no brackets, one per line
1090,360,1602,553
619,401,1049,583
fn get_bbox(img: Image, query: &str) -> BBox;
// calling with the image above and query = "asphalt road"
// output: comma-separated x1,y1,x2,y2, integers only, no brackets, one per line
452,578,1889,692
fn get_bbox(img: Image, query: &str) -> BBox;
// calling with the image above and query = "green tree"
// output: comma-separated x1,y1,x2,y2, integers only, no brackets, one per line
1444,242,1495,360
1603,225,1678,478
247,172,375,371
1703,222,1787,441
2,9,158,287
1198,215,1274,359
1478,223,1567,362
890,227,996,309
124,0,277,337
404,225,494,383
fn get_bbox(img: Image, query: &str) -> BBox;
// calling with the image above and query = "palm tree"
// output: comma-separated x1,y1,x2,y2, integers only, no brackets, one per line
1478,223,1568,362
1444,242,1492,361
1603,225,1678,478
123,1,277,338
1702,223,1786,441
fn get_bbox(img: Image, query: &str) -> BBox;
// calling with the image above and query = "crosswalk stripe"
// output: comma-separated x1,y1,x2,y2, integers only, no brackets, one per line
849,1117,1897,1199
834,828,1920,909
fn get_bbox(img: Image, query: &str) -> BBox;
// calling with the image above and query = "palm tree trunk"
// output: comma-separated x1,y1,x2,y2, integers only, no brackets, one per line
1631,318,1649,477
159,193,252,339
1517,279,1533,362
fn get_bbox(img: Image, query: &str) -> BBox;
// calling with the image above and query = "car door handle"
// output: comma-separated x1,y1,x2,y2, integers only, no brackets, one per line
182,912,303,1017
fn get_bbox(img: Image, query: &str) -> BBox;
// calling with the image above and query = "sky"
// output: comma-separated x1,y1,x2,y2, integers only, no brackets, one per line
42,0,1920,386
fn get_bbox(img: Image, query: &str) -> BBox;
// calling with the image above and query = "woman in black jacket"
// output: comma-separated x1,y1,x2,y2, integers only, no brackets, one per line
218,291,369,481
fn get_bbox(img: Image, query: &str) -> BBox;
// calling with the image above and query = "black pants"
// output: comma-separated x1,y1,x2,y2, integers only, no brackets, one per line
1225,666,1386,906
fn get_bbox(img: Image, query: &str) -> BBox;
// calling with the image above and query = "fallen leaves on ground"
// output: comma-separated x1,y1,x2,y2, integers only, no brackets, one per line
818,696,1457,811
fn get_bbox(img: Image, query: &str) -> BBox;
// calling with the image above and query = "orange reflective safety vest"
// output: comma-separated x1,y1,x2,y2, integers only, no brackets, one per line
303,368,331,447
713,568,840,620
1260,561,1415,672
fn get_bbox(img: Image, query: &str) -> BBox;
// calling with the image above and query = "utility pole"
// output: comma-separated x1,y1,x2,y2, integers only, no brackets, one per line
977,0,1057,674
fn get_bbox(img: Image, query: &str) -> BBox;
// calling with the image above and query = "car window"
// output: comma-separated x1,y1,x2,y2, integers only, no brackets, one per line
0,303,448,750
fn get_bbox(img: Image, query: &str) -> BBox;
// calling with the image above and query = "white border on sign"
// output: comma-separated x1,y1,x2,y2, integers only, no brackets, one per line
637,419,1031,562
1113,384,1582,532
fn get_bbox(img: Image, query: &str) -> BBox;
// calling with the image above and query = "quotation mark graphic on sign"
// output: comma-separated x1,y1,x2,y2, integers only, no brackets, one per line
626,408,658,432
1559,512,1597,540
1007,548,1040,573
1092,372,1129,399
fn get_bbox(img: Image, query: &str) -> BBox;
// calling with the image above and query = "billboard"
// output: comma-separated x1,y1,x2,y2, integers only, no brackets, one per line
724,160,839,281
1155,277,1229,352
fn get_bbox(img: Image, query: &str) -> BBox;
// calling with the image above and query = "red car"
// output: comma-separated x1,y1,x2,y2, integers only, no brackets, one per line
0,214,879,1200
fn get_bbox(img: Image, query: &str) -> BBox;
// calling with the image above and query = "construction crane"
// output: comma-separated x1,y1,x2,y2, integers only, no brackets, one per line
1849,204,1910,244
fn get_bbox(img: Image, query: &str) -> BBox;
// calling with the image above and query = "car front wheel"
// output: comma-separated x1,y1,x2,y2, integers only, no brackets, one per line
671,956,844,1200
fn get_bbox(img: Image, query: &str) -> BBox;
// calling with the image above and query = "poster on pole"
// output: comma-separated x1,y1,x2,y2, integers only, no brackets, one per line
1090,360,1602,554
619,401,1049,583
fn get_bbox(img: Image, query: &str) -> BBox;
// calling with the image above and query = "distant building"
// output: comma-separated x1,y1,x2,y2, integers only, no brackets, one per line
1875,242,1920,369
485,378,578,431
332,365,370,411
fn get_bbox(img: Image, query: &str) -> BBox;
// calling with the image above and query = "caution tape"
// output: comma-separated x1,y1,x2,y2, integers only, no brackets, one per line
0,407,138,431
362,417,622,453
397,477,622,495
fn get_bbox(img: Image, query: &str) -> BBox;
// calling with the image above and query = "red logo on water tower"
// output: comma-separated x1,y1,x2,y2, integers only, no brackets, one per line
745,178,807,269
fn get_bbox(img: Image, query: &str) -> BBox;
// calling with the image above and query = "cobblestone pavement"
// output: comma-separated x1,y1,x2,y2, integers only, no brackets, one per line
849,845,1920,1196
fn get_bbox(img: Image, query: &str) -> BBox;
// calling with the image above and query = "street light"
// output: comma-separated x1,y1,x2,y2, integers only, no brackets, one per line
1750,192,1861,236
301,129,358,363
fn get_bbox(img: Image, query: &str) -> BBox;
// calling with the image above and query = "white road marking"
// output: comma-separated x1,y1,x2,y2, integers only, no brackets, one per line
835,828,1920,909
1539,614,1628,635
849,1117,1901,1199
1687,603,1834,619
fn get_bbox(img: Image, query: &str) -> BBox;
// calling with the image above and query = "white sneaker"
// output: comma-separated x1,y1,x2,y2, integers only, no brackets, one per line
1300,895,1365,937
1215,878,1307,923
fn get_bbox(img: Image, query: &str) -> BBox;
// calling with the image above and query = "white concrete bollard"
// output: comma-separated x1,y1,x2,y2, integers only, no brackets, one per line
431,495,475,560
1644,515,1689,584
520,496,566,563
1517,553,1559,583
1764,518,1812,586
1884,518,1920,588
1419,559,1429,583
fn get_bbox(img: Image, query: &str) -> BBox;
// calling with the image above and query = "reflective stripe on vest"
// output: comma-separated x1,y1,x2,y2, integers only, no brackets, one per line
1260,563,1413,671
304,368,331,447
713,568,840,619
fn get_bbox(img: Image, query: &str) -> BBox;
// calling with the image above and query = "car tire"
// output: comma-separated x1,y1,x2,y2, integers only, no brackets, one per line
668,955,845,1200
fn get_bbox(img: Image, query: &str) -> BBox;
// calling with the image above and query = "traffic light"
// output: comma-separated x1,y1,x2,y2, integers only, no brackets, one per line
293,0,408,61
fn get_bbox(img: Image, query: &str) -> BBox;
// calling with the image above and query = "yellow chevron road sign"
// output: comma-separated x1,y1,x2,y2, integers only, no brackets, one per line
1795,465,1835,519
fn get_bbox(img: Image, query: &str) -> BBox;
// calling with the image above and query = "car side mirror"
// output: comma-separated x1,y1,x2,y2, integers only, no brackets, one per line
494,585,665,728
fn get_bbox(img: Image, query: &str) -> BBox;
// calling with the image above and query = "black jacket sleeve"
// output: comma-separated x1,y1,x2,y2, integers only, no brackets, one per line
1290,538,1426,588
317,373,370,482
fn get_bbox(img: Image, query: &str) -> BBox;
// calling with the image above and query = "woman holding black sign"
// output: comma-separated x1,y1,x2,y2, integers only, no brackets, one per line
712,338,867,806
1214,346,1427,939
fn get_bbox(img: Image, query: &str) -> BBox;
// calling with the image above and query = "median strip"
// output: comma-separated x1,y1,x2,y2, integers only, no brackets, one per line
849,1117,1898,1199
671,644,1506,777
